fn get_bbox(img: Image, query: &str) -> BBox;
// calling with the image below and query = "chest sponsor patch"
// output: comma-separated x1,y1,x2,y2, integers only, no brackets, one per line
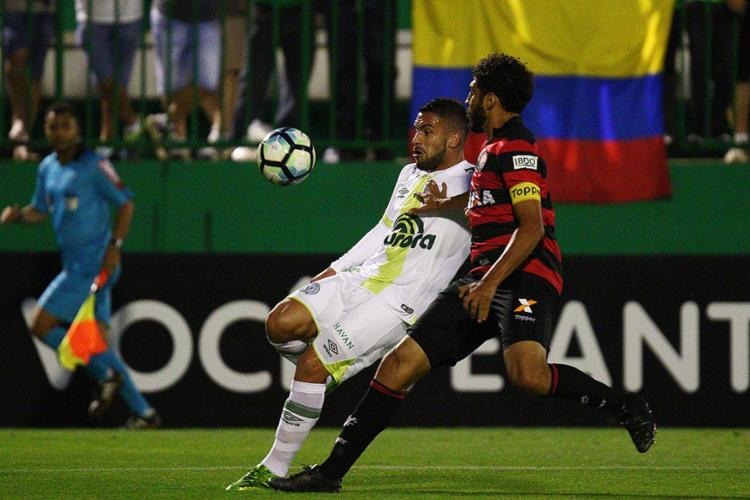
512,155,538,170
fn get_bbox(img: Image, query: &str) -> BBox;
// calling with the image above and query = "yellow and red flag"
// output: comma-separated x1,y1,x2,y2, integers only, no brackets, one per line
58,271,110,370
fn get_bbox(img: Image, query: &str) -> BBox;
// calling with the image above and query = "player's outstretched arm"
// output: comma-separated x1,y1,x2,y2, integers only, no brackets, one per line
0,204,48,225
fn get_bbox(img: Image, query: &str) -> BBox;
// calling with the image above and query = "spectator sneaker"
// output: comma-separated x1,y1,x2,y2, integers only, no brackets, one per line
724,146,748,164
247,119,272,143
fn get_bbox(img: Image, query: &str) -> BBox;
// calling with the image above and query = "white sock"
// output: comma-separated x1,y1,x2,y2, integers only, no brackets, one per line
268,338,308,364
734,132,749,145
261,380,326,476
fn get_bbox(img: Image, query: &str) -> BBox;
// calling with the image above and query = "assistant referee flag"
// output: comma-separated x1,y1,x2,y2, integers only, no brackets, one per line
58,271,109,370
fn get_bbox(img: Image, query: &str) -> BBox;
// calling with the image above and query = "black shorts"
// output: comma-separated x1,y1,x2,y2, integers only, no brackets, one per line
408,272,561,369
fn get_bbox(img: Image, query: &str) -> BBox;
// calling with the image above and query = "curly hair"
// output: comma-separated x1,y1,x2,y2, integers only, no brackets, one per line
472,53,534,113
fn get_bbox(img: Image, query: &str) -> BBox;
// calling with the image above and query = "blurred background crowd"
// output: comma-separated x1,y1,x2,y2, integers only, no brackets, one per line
1,0,749,164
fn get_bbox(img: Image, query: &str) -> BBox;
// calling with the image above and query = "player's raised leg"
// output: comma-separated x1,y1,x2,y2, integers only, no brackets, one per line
229,276,407,490
227,287,324,490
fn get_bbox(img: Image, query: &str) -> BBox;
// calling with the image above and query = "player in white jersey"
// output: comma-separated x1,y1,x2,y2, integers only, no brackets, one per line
227,98,474,490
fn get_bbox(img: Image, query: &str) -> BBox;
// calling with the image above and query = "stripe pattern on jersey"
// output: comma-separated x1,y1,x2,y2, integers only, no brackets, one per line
467,116,563,293
362,175,431,294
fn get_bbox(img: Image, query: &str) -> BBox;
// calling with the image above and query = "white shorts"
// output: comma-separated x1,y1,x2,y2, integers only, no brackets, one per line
288,273,407,388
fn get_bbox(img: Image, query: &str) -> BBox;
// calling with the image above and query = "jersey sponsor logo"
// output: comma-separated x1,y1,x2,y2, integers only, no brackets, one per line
97,159,125,189
476,150,488,171
383,213,436,250
282,410,304,425
400,303,414,314
512,155,538,170
323,339,339,357
509,182,541,204
333,321,354,349
301,282,320,295
514,298,537,313
514,298,538,322
469,189,496,208
397,186,409,197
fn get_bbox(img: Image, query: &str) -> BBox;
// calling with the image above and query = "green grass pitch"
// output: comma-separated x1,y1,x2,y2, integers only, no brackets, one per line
1,428,748,498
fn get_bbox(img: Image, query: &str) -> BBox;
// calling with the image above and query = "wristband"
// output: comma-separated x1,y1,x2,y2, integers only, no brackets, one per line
109,238,124,249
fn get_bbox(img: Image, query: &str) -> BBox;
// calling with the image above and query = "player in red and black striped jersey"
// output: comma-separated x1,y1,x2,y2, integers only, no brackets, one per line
468,114,562,294
270,54,657,494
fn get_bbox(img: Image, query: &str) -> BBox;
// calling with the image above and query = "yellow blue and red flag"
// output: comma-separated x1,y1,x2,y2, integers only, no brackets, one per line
58,271,109,370
412,0,674,202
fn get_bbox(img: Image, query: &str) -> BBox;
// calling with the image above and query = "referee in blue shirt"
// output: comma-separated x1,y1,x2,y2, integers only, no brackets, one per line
1,102,159,428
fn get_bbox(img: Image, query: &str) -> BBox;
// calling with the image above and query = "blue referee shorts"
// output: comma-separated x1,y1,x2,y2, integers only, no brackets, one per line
38,266,121,324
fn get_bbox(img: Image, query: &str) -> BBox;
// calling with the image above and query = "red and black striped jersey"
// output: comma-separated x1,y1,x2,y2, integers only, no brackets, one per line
467,116,563,294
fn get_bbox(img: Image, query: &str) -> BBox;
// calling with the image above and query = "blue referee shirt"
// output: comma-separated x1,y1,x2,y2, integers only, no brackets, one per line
30,147,132,276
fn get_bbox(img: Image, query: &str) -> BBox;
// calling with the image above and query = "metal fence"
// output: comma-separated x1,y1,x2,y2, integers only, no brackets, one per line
666,0,747,158
0,0,406,160
0,0,745,160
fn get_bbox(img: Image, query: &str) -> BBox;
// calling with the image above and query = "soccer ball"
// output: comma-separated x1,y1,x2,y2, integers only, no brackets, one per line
257,127,316,186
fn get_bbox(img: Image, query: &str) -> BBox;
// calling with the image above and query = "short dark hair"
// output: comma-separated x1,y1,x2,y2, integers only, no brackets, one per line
472,53,534,113
418,97,469,139
46,101,78,120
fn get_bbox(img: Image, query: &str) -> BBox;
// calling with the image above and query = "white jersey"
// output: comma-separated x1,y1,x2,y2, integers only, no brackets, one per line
330,160,473,324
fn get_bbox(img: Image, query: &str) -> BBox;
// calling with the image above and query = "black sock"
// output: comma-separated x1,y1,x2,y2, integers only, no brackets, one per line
548,363,623,411
319,379,405,480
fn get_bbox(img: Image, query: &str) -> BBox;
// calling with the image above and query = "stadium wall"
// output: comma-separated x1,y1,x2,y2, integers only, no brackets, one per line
1,252,747,427
1,161,748,254
1,160,748,427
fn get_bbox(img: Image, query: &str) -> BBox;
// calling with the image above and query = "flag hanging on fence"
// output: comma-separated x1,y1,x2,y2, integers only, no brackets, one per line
412,0,674,203
58,271,109,370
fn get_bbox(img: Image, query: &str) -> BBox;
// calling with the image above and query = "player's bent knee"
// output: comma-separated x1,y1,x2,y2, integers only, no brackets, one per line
265,300,315,343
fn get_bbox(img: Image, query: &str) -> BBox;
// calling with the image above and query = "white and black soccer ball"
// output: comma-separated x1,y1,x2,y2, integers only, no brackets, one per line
257,127,316,186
